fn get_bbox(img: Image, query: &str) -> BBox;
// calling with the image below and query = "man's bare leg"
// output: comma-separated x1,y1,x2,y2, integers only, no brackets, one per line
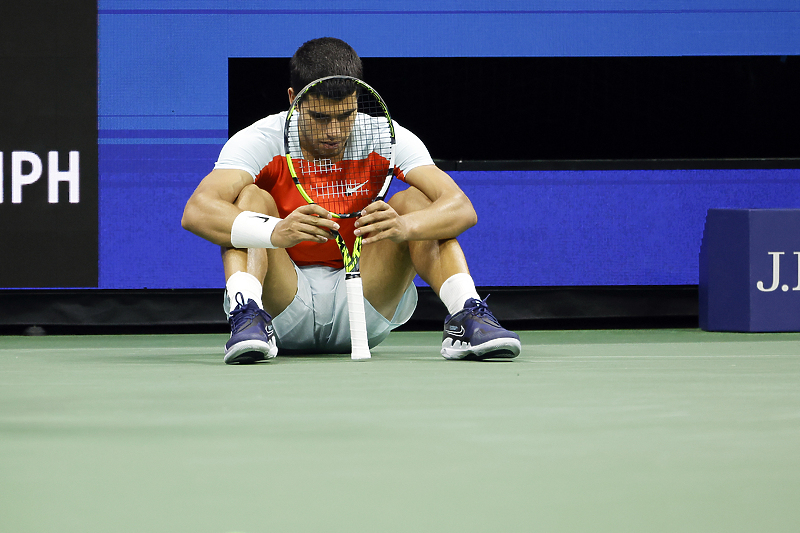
360,187,474,320
360,186,520,360
222,184,298,317
221,185,298,363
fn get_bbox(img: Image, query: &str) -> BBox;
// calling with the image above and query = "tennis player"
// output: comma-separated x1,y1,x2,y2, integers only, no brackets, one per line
181,37,520,363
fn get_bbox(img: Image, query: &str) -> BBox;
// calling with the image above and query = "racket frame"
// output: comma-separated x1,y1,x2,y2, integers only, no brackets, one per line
284,76,396,360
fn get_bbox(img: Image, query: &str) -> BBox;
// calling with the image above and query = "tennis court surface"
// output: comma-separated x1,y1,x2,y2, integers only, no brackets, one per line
2,329,799,532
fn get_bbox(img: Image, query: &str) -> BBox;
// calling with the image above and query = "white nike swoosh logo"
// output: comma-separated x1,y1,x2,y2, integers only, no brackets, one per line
345,182,368,194
447,326,465,337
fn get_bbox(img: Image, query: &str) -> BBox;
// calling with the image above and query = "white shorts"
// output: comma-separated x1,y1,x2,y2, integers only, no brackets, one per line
226,264,418,354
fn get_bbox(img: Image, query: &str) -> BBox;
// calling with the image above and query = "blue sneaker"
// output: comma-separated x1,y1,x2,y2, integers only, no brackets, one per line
224,293,278,364
441,297,521,360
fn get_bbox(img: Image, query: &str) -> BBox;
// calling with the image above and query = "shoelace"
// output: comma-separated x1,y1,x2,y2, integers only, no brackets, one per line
466,295,500,324
229,292,260,330
233,292,247,310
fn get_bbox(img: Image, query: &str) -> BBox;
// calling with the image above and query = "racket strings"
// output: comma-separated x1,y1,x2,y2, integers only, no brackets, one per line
287,84,392,217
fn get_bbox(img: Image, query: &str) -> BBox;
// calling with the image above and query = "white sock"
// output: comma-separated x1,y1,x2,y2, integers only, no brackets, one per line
226,271,264,310
439,273,480,316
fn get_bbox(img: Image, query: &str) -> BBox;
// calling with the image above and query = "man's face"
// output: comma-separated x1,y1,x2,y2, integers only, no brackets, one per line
298,92,358,162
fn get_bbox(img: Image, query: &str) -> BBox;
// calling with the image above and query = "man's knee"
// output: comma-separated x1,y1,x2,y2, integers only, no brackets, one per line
235,184,277,214
387,186,430,215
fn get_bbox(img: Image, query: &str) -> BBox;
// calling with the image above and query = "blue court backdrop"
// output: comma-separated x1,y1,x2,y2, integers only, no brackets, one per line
95,1,800,290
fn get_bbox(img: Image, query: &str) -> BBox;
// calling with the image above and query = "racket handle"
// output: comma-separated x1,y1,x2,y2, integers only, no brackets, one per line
345,275,371,360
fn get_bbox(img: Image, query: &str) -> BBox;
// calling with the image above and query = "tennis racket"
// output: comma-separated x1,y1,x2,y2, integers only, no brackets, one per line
284,75,395,360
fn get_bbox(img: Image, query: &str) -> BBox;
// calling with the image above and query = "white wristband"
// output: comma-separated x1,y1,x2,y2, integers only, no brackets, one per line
230,211,282,249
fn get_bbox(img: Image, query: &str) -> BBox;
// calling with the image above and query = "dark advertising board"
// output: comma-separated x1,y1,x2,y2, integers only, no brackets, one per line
0,2,98,287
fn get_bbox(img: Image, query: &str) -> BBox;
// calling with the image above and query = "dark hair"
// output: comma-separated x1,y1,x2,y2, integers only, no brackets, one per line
290,37,363,96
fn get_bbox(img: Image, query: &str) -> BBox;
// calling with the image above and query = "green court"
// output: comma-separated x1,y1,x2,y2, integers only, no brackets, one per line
2,329,800,532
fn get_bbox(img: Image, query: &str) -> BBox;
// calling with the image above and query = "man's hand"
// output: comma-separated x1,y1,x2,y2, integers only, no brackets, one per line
271,204,340,248
353,201,410,245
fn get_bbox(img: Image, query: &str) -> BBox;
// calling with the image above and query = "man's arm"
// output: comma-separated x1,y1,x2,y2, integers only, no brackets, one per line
354,164,477,245
181,168,339,248
181,168,254,247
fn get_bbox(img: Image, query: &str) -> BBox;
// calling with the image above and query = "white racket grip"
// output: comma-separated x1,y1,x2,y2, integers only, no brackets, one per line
345,275,371,360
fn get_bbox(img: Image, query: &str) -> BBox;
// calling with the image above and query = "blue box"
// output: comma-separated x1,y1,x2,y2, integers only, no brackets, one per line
699,209,800,332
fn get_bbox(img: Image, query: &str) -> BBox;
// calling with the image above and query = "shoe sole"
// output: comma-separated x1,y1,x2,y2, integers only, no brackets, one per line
441,337,521,361
224,339,277,364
